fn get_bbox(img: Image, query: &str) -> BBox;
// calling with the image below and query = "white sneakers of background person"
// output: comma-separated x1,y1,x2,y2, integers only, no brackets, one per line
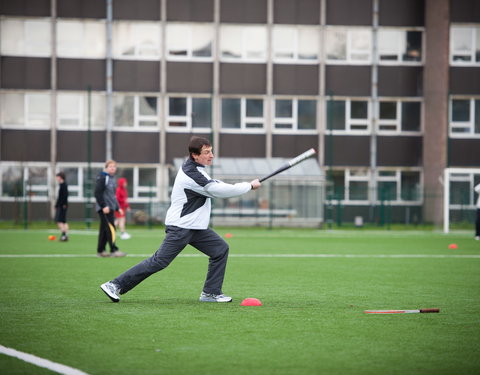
120,232,131,240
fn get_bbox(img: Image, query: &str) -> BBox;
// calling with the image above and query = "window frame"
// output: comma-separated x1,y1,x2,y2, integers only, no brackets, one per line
166,95,213,132
220,24,267,63
327,167,423,205
450,25,480,65
326,97,371,134
448,172,480,209
0,162,51,201
325,27,372,65
112,94,160,130
272,25,320,64
220,96,266,133
377,27,424,65
112,21,161,60
0,17,52,57
449,96,480,138
273,97,318,133
0,90,51,129
377,98,423,135
56,19,106,59
166,22,214,62
57,91,106,130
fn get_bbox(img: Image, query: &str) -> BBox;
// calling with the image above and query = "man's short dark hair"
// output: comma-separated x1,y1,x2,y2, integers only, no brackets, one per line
56,172,66,181
189,136,211,160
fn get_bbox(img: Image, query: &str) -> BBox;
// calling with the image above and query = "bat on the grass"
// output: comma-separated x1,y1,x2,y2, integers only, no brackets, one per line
259,148,317,183
364,308,440,314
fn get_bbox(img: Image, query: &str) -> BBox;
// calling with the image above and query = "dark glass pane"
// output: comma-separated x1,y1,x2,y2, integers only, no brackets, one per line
221,99,241,128
327,100,345,130
298,100,316,130
452,100,470,122
192,98,211,128
169,97,187,116
402,102,421,131
350,101,368,119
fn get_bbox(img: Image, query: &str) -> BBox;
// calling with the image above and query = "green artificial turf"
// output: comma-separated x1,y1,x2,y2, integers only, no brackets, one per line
0,228,479,375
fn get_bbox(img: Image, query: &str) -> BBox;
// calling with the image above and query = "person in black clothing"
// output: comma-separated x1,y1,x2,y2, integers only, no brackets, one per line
94,160,126,257
55,172,69,241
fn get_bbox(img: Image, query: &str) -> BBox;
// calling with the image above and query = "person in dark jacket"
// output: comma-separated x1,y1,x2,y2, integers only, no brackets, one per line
55,172,69,242
94,160,126,257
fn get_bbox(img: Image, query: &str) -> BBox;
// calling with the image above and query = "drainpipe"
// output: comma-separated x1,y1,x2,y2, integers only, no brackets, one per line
370,0,379,221
106,0,113,160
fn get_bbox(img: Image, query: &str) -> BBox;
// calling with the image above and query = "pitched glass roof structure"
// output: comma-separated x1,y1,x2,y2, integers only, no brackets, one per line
173,157,323,182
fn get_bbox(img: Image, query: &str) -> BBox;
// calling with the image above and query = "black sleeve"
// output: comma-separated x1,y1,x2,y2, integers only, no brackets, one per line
55,183,68,207
94,174,106,209
59,184,68,206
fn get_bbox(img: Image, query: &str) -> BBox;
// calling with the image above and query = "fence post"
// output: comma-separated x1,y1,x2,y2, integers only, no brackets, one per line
148,183,153,230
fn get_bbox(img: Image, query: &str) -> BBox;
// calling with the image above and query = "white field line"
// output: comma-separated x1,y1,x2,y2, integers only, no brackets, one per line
0,229,473,238
0,253,479,259
0,344,90,375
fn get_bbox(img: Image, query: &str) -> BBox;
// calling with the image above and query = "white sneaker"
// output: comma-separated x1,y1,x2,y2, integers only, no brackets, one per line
475,236,480,240
120,232,131,240
100,281,121,302
199,292,232,303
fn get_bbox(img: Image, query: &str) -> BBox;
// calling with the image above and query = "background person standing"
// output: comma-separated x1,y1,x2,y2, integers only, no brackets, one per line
115,177,131,240
55,172,69,241
94,160,126,257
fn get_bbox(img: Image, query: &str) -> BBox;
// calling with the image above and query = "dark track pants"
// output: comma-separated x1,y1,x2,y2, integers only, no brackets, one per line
97,211,119,254
114,226,229,295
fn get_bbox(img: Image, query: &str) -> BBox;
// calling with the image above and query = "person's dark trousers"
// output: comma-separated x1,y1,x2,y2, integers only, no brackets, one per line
97,210,119,254
114,226,229,295
476,209,480,237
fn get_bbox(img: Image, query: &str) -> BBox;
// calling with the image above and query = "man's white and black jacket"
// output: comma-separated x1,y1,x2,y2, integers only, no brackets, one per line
165,159,252,229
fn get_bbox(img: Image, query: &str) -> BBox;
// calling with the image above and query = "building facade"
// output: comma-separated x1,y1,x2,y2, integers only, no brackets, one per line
0,0,479,225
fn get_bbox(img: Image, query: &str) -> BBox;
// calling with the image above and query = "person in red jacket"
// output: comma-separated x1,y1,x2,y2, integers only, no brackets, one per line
115,177,131,240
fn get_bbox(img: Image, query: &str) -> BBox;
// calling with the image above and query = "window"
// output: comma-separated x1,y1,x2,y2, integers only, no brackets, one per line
378,29,423,63
378,100,421,133
1,165,24,198
328,169,370,202
221,98,264,131
326,99,370,133
327,170,345,200
166,23,213,60
0,18,51,57
377,170,421,202
449,97,480,136
0,92,51,128
274,98,316,131
57,92,106,129
450,26,480,64
114,95,158,128
0,164,49,200
167,96,212,130
57,20,106,58
327,168,421,204
401,171,421,201
325,27,372,64
272,25,319,63
449,173,474,206
116,167,158,200
220,25,267,62
347,169,370,201
113,21,160,59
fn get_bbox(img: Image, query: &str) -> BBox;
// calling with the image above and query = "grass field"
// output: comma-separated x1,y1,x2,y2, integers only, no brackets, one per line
0,227,479,375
